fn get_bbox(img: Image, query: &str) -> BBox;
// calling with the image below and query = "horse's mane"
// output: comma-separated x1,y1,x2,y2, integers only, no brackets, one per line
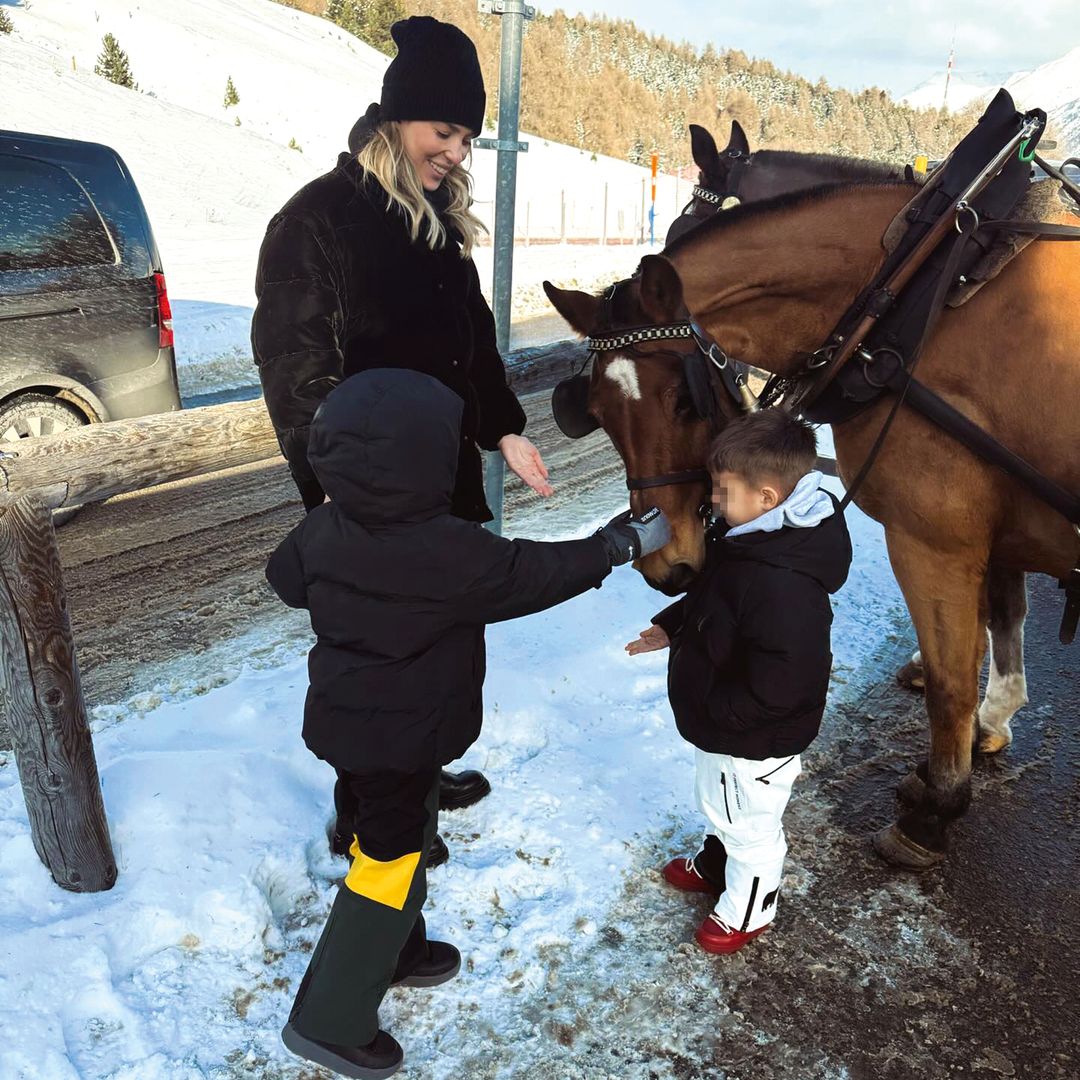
753,149,906,182
664,180,915,256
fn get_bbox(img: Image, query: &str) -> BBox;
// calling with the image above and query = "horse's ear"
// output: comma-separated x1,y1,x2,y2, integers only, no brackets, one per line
543,281,602,337
689,124,720,174
638,255,684,323
727,119,750,156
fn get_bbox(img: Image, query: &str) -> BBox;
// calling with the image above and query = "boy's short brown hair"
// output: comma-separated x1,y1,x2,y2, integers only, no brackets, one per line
707,409,818,493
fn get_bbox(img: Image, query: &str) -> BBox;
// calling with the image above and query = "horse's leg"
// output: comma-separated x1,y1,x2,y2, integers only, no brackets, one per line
977,566,1028,754
896,566,1026,734
873,532,987,870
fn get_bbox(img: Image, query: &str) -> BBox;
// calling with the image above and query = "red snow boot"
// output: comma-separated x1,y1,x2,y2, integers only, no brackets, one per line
662,856,721,895
695,913,769,955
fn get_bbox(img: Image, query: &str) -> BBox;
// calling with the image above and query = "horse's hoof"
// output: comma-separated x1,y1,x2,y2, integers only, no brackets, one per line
871,824,944,871
896,770,928,808
978,729,1012,755
895,658,925,691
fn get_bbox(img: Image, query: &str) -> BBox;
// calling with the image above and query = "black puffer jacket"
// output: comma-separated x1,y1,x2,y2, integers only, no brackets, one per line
252,149,525,521
653,502,852,759
266,368,611,774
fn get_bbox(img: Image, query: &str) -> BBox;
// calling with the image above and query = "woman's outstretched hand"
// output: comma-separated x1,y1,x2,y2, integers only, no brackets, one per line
498,434,554,497
626,625,670,655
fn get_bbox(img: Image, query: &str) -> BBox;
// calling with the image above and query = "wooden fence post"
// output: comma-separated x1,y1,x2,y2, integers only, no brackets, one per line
0,494,116,892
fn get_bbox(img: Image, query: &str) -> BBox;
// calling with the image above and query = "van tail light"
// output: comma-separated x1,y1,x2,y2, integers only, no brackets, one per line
154,271,174,349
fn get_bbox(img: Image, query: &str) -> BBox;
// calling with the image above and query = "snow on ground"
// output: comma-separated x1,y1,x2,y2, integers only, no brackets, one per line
0,464,911,1079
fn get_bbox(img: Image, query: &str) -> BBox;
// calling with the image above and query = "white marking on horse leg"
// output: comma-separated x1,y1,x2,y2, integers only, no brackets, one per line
603,358,642,400
978,629,1027,754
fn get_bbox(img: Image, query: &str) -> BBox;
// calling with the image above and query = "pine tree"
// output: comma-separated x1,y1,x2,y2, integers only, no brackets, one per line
223,75,240,108
94,33,137,90
353,0,404,53
0,11,14,34
326,0,402,52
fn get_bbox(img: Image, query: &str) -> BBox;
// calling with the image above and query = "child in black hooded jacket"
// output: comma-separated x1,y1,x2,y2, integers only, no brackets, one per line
267,366,668,1079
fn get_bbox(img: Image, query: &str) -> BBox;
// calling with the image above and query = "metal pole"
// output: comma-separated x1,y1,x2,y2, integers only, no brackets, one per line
476,1,533,535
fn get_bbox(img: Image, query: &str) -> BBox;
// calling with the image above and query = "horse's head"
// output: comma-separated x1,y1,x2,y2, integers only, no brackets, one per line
544,255,751,595
692,120,751,195
666,121,753,245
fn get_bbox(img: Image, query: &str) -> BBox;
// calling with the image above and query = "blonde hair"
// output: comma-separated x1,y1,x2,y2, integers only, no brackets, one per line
356,121,486,258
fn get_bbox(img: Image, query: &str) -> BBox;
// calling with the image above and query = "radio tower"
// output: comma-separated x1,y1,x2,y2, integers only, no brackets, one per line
942,28,956,111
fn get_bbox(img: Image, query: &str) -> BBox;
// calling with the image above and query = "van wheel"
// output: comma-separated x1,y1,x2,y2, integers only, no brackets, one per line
0,393,89,526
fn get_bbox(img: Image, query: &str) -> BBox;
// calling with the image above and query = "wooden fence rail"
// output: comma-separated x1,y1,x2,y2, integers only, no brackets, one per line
0,340,588,513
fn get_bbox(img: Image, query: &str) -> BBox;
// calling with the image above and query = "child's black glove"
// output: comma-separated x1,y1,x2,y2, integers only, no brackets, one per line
596,507,672,566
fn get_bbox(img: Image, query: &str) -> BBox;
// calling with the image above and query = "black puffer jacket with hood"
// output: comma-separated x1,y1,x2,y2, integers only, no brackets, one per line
266,368,611,774
252,106,525,521
653,502,852,760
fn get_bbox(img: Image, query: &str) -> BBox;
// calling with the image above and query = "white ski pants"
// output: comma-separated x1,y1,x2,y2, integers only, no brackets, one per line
694,748,801,933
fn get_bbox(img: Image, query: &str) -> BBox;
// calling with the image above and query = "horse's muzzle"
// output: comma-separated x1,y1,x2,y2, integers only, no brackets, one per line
644,561,698,596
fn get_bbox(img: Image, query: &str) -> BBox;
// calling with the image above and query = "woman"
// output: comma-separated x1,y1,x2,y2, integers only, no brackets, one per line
253,16,552,864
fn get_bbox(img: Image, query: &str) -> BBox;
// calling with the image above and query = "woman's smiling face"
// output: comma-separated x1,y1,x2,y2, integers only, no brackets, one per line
399,120,475,190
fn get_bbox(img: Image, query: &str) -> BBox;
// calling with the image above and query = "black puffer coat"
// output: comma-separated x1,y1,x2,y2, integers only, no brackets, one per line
653,503,852,760
265,368,611,774
252,151,525,521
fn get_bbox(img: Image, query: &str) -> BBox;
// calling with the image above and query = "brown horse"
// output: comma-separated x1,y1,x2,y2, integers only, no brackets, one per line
668,122,945,695
666,121,908,245
544,181,1080,868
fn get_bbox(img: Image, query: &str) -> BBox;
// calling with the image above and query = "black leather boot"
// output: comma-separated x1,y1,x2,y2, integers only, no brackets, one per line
426,833,449,869
281,1023,403,1079
392,940,461,988
332,826,450,868
438,768,491,811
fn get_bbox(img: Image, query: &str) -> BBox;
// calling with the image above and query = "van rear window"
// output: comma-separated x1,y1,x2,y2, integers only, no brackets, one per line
0,154,116,272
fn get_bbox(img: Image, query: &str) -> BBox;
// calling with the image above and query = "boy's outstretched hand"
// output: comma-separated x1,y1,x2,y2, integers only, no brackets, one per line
626,624,670,655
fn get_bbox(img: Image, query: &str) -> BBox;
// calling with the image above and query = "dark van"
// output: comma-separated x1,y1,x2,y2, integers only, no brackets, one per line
0,129,181,449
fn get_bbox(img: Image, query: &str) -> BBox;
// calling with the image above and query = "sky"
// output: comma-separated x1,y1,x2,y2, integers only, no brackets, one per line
559,0,1080,98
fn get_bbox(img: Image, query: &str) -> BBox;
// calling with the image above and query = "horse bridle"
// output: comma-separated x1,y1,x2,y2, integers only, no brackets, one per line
682,149,753,221
581,291,758,492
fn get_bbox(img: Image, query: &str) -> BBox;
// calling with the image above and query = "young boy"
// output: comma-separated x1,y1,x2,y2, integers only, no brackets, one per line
266,366,668,1079
627,409,852,955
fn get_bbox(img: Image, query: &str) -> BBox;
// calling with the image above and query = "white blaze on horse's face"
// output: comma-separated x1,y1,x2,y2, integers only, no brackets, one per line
603,357,642,401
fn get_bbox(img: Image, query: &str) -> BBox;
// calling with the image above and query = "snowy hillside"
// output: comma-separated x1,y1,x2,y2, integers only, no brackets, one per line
901,72,1003,112
1005,45,1080,154
903,45,1080,154
0,0,688,394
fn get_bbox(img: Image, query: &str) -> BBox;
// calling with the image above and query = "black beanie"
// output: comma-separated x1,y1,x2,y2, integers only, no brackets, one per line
380,17,486,136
